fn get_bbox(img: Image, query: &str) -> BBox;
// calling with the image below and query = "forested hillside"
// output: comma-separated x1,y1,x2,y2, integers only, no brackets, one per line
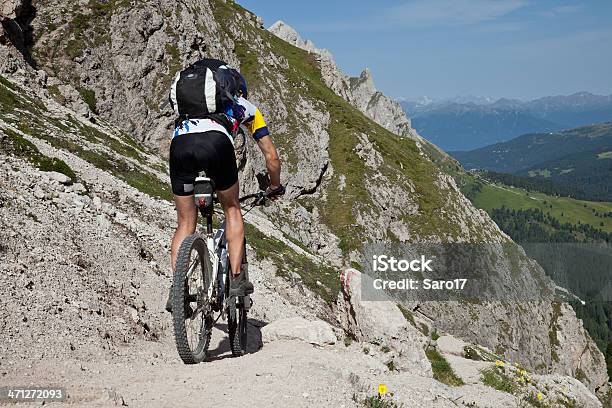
452,122,612,175
461,174,612,379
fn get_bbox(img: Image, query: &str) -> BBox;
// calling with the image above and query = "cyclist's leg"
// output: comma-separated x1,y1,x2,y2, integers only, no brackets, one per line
216,181,244,277
170,195,198,270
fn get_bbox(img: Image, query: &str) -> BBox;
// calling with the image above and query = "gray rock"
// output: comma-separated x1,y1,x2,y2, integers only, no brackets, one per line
115,212,128,222
0,0,23,20
337,269,432,376
261,317,337,346
33,186,45,199
96,214,111,229
349,68,413,137
45,171,72,186
268,21,317,53
72,183,87,193
436,335,466,356
92,196,102,211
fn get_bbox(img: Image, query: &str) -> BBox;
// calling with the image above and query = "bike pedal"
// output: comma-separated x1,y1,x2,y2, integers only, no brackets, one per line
243,295,252,311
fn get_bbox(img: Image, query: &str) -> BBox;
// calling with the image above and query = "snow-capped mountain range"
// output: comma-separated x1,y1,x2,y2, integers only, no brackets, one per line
399,92,612,151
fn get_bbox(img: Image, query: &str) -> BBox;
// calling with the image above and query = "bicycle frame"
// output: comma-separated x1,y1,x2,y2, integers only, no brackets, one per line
193,185,265,317
193,197,228,312
208,220,227,301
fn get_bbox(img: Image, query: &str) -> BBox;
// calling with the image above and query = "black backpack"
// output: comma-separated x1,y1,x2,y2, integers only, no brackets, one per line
169,58,239,120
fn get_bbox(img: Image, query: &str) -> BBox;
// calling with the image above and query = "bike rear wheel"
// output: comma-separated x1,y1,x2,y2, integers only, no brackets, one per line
172,234,213,364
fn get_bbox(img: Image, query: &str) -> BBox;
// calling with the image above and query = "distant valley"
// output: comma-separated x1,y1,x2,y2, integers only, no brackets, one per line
402,92,612,151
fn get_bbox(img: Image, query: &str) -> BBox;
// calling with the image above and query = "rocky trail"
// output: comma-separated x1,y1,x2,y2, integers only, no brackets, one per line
0,147,601,407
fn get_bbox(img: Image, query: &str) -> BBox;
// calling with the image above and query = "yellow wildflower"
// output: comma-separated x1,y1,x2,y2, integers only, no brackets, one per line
378,384,387,396
495,360,505,367
537,393,544,401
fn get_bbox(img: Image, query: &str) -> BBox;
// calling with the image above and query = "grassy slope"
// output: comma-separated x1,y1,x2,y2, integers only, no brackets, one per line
470,182,612,233
0,75,172,200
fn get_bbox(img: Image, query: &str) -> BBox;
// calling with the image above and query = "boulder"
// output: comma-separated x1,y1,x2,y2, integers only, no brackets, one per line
1,0,23,20
337,269,431,376
0,1,24,46
437,335,467,356
261,317,337,346
45,171,72,185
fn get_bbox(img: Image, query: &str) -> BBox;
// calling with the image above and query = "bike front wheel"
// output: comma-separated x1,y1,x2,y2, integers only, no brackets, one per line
172,234,213,364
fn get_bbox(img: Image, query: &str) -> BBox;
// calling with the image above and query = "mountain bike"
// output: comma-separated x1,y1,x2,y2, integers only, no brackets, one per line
171,174,270,364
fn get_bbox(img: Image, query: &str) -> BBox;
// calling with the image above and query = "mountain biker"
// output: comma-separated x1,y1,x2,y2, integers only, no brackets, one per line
165,59,284,312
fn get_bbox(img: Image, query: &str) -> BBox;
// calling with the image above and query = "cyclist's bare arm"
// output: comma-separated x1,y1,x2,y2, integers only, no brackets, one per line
256,135,281,189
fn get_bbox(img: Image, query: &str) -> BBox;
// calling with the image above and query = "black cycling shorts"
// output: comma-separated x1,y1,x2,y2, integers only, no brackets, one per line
169,131,238,196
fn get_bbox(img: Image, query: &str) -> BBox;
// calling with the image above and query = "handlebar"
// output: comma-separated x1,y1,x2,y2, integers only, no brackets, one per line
239,185,286,206
239,191,266,204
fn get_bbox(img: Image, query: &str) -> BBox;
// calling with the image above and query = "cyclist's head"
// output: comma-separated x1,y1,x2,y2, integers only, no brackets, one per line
230,69,248,99
238,73,248,99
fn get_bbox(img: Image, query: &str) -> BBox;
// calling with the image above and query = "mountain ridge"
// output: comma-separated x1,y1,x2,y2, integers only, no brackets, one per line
403,92,612,151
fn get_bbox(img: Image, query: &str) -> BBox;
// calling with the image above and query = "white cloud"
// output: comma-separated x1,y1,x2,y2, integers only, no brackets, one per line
477,21,526,33
500,28,612,55
301,0,531,33
539,4,583,18
384,0,528,26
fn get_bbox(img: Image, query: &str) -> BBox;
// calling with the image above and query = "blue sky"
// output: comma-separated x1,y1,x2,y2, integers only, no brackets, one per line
237,0,612,101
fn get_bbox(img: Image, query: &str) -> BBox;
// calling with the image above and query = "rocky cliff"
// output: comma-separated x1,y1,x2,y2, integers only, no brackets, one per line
268,20,415,138
0,0,609,406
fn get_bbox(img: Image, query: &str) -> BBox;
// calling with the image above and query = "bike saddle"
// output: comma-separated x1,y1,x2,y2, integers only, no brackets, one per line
194,172,216,210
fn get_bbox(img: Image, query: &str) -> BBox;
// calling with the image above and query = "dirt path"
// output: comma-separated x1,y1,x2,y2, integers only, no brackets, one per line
3,327,364,408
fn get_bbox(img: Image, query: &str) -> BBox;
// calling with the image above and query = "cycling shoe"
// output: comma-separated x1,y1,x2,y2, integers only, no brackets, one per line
229,276,254,297
165,286,194,319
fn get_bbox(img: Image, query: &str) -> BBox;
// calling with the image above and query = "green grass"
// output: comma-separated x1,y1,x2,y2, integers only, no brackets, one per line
597,151,612,159
463,346,483,361
575,368,586,382
425,349,464,386
165,43,182,78
527,169,551,178
523,393,552,408
47,84,66,104
470,182,612,233
0,76,47,115
262,29,457,248
549,301,561,363
480,367,519,394
73,119,147,163
397,304,416,327
244,223,339,304
77,87,97,114
363,396,399,408
0,78,23,114
234,40,262,91
1,128,77,182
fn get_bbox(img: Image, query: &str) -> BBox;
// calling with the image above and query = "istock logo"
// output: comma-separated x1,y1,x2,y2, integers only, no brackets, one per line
372,255,433,272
